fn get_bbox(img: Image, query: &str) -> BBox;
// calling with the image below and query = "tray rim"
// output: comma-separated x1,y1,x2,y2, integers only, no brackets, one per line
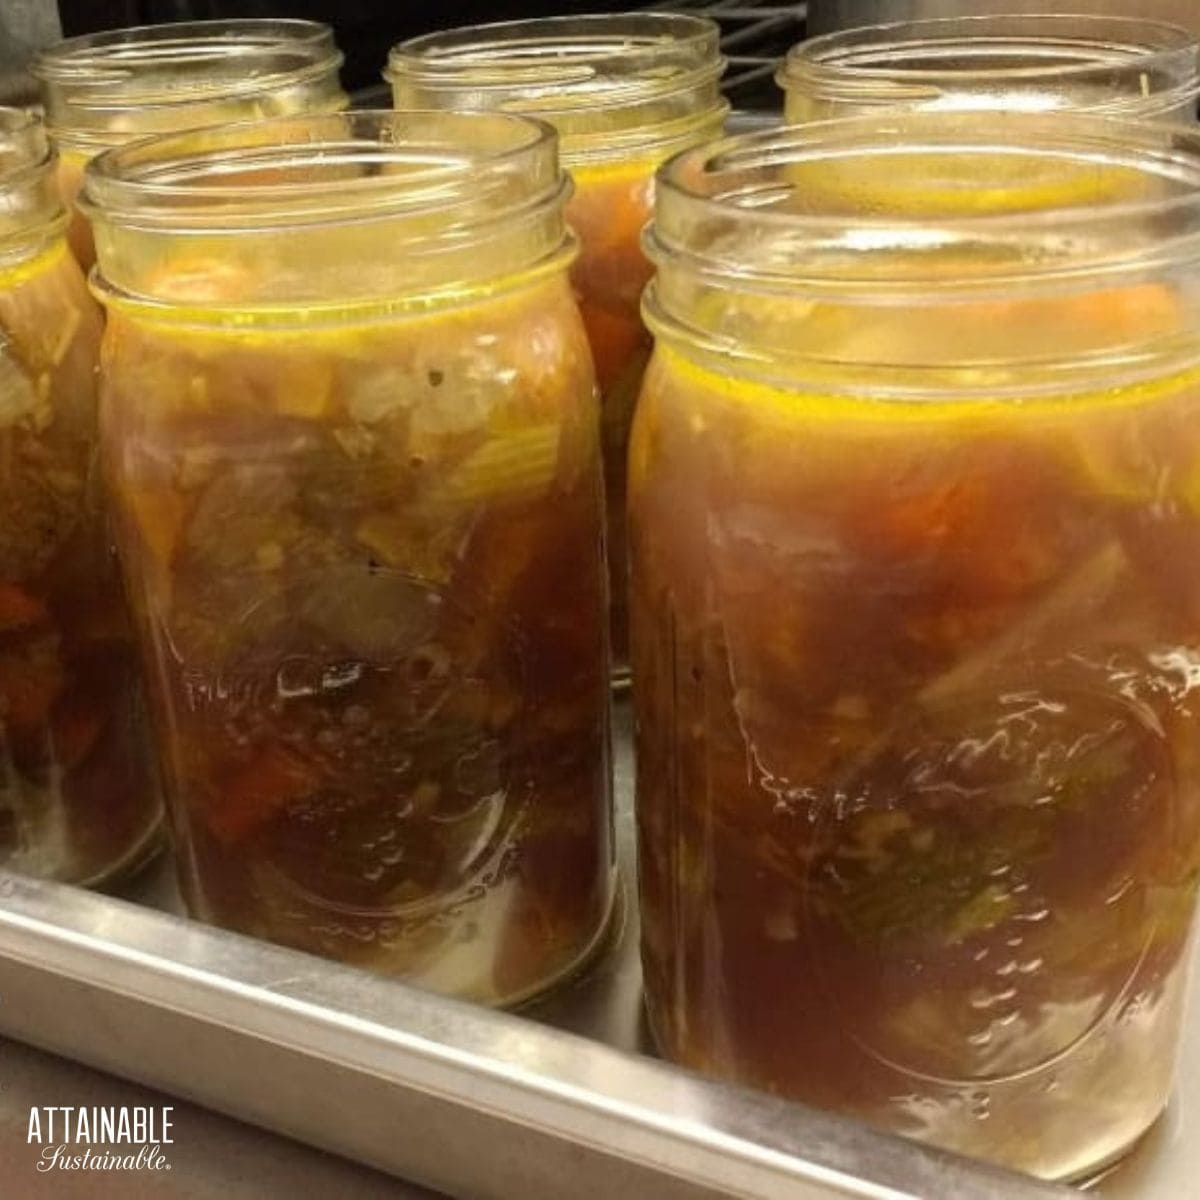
0,867,1069,1200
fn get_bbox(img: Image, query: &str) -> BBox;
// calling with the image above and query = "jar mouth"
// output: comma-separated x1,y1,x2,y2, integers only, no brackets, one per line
84,110,573,313
648,111,1200,300
779,14,1200,113
84,110,561,231
386,14,727,159
34,19,345,137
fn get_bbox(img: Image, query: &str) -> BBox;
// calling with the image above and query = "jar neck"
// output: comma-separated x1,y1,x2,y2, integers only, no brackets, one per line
387,14,729,165
0,110,66,268
645,113,1200,397
778,14,1200,122
34,20,347,156
83,111,573,322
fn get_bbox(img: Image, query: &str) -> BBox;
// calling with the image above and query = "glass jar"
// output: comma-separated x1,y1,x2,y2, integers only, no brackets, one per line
778,14,1200,123
85,111,615,1006
387,15,728,672
32,19,348,270
632,111,1200,1180
0,109,159,885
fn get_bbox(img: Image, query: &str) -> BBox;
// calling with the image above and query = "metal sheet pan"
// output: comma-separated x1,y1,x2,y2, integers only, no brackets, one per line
0,699,1072,1200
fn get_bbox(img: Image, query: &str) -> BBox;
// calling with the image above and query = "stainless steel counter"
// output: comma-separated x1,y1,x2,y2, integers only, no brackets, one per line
0,1037,440,1198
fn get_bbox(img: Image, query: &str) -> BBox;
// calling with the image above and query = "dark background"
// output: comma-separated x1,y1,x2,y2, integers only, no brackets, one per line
58,1,643,92
54,1,808,107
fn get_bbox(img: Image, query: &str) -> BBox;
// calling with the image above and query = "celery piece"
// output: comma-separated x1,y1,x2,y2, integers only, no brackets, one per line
1072,435,1158,506
919,542,1127,706
944,883,1018,945
442,425,561,506
48,304,81,368
819,814,1044,947
815,703,1145,950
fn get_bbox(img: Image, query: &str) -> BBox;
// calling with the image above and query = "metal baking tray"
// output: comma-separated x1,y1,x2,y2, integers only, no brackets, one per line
0,696,1084,1200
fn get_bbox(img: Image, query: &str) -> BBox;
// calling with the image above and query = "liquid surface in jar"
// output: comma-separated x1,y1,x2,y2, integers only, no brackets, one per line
0,243,160,882
568,158,656,671
631,284,1200,1179
102,267,615,1005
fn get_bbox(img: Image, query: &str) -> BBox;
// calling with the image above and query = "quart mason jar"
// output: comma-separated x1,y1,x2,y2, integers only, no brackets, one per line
86,111,615,1006
778,14,1200,123
0,110,159,885
632,111,1200,1180
32,20,347,270
387,15,728,672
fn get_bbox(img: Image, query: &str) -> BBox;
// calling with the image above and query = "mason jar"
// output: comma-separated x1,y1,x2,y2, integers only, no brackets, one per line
632,110,1200,1180
778,14,1200,123
85,111,615,1006
387,15,728,672
32,19,348,269
0,109,159,885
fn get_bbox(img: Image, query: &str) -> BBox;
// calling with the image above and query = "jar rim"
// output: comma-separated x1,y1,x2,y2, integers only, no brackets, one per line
649,111,1200,299
83,110,574,314
82,109,562,233
33,19,344,117
387,13,719,93
386,13,727,159
778,14,1200,109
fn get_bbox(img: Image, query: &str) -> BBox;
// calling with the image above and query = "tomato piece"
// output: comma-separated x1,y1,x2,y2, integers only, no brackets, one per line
568,170,654,314
568,171,650,258
50,696,105,770
870,478,982,554
0,634,64,737
208,744,322,845
0,583,47,633
847,449,1063,607
577,301,646,395
1060,283,1179,338
124,487,189,569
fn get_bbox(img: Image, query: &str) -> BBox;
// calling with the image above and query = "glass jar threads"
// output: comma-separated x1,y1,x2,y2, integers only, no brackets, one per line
778,14,1200,123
